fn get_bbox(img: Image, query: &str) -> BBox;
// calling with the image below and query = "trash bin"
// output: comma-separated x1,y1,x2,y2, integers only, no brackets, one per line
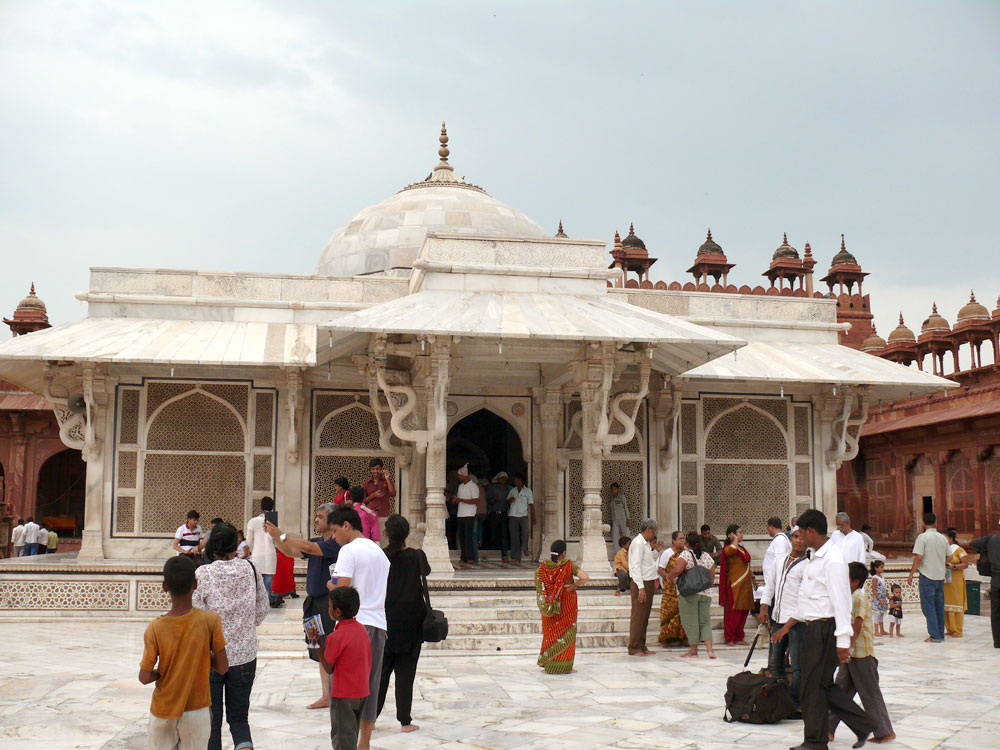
966,580,980,616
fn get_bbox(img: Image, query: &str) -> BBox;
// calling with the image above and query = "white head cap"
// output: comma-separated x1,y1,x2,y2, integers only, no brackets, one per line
457,463,469,477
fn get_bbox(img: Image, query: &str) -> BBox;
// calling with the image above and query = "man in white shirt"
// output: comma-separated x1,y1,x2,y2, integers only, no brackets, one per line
245,496,278,605
783,509,874,750
454,464,478,565
329,503,390,750
627,518,659,656
830,512,866,565
172,510,204,558
36,523,49,554
507,472,535,563
763,527,808,709
10,519,25,557
762,516,793,593
22,517,39,556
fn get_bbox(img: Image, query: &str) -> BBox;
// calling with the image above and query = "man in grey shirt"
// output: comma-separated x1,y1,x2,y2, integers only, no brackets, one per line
971,520,1000,649
907,512,949,643
608,482,629,545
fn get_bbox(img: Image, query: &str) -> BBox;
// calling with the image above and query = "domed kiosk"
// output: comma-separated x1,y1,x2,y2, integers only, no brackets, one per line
316,124,550,277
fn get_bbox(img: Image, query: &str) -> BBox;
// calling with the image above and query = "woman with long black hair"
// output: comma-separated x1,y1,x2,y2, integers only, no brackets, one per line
193,522,269,750
376,514,429,734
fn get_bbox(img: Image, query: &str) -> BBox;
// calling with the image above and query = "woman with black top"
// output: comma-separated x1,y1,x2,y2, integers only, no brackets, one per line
377,514,429,733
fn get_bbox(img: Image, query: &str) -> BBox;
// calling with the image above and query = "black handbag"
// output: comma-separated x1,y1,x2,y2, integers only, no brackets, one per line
420,568,448,643
677,550,713,597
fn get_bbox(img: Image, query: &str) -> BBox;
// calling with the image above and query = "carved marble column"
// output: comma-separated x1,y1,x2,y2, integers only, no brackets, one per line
579,384,611,575
537,387,561,561
78,364,108,560
421,341,454,576
405,446,426,549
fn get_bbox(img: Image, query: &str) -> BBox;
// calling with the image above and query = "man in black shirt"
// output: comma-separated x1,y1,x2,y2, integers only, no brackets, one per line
971,523,1000,648
267,501,341,709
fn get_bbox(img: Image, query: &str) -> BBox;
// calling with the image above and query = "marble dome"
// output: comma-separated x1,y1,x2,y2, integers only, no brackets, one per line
316,125,549,277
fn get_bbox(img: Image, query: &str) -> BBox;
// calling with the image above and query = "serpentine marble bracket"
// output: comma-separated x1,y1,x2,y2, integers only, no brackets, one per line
826,386,870,469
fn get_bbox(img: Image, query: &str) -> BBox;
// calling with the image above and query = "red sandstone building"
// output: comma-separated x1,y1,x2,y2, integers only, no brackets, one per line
0,286,85,555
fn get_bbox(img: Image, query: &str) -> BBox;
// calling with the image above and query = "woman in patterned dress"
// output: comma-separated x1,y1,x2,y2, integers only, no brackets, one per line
720,524,753,646
658,531,688,646
535,539,590,674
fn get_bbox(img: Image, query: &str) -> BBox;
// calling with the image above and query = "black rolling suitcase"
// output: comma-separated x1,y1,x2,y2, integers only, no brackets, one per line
723,632,796,723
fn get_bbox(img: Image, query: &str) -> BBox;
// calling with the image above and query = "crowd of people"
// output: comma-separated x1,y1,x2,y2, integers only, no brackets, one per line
128,458,1000,750
445,465,535,566
8,517,59,556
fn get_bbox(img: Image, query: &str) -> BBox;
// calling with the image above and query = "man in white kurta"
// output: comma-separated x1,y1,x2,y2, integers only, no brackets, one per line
246,496,278,604
830,512,866,565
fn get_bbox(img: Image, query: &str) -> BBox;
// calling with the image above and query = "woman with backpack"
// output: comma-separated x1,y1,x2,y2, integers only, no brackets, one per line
193,522,269,750
667,533,717,659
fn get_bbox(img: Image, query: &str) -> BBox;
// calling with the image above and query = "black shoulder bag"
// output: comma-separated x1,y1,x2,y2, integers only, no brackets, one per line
420,562,448,643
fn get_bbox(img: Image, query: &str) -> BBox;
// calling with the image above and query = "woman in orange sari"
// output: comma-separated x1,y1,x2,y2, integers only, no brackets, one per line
658,531,688,646
720,524,753,646
535,539,590,674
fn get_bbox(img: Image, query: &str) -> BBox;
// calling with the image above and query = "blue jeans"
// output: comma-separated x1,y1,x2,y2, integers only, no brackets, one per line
919,574,945,641
209,658,256,750
25,543,37,556
261,573,276,604
769,621,805,706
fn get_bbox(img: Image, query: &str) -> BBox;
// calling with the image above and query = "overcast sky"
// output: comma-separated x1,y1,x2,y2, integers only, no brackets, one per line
1,1,998,342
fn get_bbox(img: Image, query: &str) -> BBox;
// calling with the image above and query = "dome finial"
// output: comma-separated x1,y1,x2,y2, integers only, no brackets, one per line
629,222,635,235
555,219,567,238
29,282,36,296
438,122,450,164
783,232,788,244
970,289,977,302
841,233,846,251
932,301,938,314
899,312,904,325
706,228,712,240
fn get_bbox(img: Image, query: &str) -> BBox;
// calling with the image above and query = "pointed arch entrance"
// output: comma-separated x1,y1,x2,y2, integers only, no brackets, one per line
36,448,86,538
446,409,527,553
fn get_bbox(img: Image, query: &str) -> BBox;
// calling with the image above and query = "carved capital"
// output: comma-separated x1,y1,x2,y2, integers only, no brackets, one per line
284,367,305,465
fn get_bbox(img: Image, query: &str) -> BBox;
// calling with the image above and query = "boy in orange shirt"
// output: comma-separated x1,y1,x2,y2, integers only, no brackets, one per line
139,555,228,749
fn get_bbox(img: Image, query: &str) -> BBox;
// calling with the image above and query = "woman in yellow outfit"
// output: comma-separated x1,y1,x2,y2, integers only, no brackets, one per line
943,527,969,637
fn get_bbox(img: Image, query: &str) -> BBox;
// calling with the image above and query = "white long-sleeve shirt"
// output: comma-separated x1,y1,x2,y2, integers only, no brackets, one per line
628,532,657,583
762,532,792,592
796,539,854,648
23,521,39,545
761,550,808,624
245,514,277,575
830,529,866,565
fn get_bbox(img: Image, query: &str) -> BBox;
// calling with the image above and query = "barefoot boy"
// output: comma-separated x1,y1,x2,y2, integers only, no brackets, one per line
307,586,372,750
829,562,896,744
139,556,228,749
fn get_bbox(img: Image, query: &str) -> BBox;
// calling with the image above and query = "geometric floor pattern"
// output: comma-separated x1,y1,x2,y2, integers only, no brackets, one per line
0,613,996,749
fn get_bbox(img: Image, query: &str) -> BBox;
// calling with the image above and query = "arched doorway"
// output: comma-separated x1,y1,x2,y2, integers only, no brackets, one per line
36,449,86,538
446,409,527,553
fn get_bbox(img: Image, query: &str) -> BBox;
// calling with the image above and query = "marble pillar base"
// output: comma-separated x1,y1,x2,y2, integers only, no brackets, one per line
578,528,612,576
76,530,104,560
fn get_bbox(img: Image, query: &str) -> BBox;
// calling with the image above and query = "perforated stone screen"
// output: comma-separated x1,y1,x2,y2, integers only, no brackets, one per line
793,406,810,456
680,402,697,455
142,454,246,533
147,392,245,452
313,454,396,514
318,406,382,451
119,389,140,445
118,451,137,489
253,455,272,493
116,496,135,533
704,463,788,536
565,458,645,539
254,392,274,448
705,406,787,460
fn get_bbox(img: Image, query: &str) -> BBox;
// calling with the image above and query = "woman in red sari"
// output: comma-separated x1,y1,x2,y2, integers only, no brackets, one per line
535,540,590,674
720,524,753,646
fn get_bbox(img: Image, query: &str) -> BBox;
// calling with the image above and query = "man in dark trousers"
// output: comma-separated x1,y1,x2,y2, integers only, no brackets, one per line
782,509,875,750
971,520,1000,649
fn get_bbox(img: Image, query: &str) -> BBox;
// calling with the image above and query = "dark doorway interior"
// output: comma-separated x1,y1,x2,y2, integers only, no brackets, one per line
446,409,527,552
922,496,934,516
36,449,86,537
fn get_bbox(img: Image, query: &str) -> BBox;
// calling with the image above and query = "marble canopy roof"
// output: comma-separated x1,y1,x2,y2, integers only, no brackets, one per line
679,340,956,402
322,288,746,375
0,318,316,392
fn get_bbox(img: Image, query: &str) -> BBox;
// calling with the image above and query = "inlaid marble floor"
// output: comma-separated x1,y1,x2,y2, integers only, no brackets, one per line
0,614,996,749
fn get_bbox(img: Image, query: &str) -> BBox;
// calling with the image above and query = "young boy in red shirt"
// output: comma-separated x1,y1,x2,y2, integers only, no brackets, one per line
307,586,372,749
